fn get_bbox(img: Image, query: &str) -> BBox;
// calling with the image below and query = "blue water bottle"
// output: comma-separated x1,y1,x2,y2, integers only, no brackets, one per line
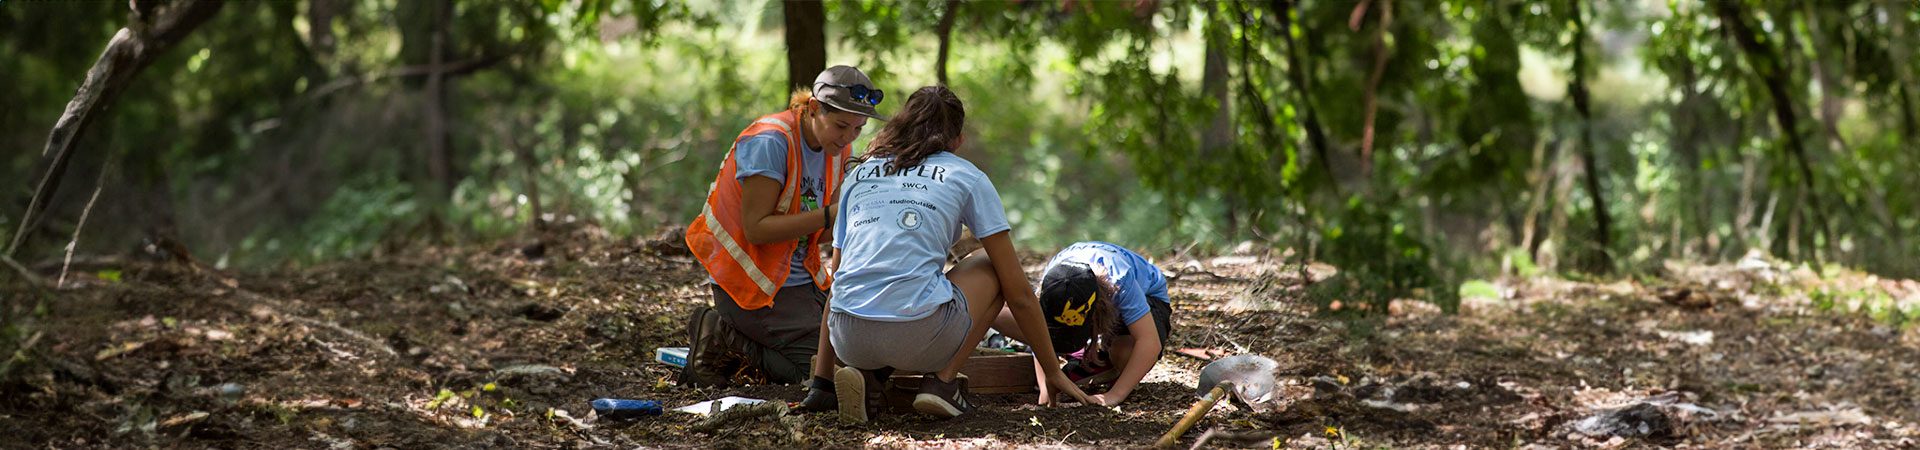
591,398,665,420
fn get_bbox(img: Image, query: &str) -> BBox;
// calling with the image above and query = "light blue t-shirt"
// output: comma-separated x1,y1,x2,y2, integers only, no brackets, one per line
831,153,1011,321
733,131,828,287
1042,242,1169,328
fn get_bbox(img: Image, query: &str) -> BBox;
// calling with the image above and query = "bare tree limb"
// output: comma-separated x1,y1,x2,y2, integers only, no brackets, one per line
1355,0,1392,179
8,0,226,259
58,162,112,289
1,255,48,288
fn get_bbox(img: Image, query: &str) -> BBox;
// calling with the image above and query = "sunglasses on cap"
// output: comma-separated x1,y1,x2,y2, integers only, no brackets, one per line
816,82,885,106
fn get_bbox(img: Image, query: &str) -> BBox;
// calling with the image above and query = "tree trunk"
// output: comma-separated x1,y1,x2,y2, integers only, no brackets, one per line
783,0,827,92
1522,137,1560,260
935,0,961,86
1673,48,1709,257
1276,0,1335,192
516,123,545,232
1200,19,1231,155
1715,0,1832,267
1568,0,1612,272
425,0,456,202
7,0,225,258
1798,3,1848,152
1204,8,1241,234
1892,2,1920,139
308,0,339,60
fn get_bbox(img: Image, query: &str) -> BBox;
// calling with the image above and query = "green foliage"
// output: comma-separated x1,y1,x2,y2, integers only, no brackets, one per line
1810,286,1918,328
2,0,1919,310
1310,196,1458,315
1458,279,1500,302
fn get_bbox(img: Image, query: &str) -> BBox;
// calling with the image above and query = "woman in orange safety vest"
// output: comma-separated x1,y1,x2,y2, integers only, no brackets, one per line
681,66,883,413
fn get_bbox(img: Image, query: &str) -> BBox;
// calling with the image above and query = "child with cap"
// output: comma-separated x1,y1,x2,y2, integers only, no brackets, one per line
991,241,1172,406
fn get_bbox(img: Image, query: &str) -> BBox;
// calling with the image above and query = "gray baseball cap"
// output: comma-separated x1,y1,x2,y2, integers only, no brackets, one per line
812,65,886,121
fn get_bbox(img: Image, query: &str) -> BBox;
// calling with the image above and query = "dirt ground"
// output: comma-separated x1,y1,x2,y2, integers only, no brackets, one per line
3,228,1918,449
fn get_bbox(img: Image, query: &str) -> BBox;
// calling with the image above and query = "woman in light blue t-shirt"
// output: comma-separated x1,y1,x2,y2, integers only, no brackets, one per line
819,86,1096,423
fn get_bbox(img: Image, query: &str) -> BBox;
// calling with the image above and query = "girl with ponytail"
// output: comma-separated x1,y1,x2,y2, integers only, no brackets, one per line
821,86,1098,423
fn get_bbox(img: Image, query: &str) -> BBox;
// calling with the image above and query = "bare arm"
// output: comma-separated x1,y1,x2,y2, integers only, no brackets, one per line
1094,317,1161,406
739,176,831,244
980,231,1096,405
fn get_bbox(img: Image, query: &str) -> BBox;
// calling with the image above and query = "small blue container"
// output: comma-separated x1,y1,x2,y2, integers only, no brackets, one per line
591,398,664,420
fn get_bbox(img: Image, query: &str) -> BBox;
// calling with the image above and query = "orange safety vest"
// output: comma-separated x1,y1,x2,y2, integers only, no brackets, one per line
686,110,849,310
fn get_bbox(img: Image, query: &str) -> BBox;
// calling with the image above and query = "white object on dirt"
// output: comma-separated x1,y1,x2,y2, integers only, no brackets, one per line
1656,330,1714,346
655,347,689,368
551,408,593,429
1361,399,1419,412
495,364,564,376
674,396,766,416
1767,407,1872,427
1208,255,1260,267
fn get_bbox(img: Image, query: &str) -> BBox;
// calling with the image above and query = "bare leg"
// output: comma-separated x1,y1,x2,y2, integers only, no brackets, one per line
811,306,836,379
990,307,1023,341
934,253,1009,382
990,306,1062,404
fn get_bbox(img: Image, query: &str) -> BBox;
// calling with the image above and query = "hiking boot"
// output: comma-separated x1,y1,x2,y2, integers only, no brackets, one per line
912,374,975,418
834,366,888,424
678,306,736,388
794,375,837,413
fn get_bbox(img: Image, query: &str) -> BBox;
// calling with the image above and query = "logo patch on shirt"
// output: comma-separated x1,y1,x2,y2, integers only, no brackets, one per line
898,209,923,230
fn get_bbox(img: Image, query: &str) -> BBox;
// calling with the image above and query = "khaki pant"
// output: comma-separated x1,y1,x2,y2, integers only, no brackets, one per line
710,283,826,384
828,290,972,373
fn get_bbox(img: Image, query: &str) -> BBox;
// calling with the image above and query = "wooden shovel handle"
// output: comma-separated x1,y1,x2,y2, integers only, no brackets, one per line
1155,382,1231,448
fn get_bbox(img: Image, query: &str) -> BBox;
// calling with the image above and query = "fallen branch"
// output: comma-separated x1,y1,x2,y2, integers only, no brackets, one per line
691,401,789,434
1189,429,1276,450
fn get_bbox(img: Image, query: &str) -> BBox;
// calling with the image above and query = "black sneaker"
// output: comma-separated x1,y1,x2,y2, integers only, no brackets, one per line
794,375,837,413
912,374,974,418
678,306,735,388
833,366,886,424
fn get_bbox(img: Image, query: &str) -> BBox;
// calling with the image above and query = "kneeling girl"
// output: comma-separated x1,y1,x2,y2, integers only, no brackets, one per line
824,86,1094,422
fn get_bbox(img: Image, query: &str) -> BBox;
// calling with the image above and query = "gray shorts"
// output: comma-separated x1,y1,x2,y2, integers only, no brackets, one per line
829,290,972,373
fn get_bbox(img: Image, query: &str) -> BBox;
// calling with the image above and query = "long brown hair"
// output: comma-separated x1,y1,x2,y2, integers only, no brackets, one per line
1088,276,1121,339
865,86,964,173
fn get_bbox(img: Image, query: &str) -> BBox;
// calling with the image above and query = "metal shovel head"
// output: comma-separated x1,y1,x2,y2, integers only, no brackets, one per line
1196,354,1279,407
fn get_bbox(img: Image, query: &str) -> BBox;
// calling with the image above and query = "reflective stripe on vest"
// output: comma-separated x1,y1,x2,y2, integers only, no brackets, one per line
689,110,845,309
702,204,778,296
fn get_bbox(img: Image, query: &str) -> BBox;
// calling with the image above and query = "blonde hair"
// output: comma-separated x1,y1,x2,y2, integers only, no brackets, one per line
788,88,815,114
789,87,850,116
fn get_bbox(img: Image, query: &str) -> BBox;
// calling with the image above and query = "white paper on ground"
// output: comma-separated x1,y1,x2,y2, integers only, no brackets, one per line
673,396,766,415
